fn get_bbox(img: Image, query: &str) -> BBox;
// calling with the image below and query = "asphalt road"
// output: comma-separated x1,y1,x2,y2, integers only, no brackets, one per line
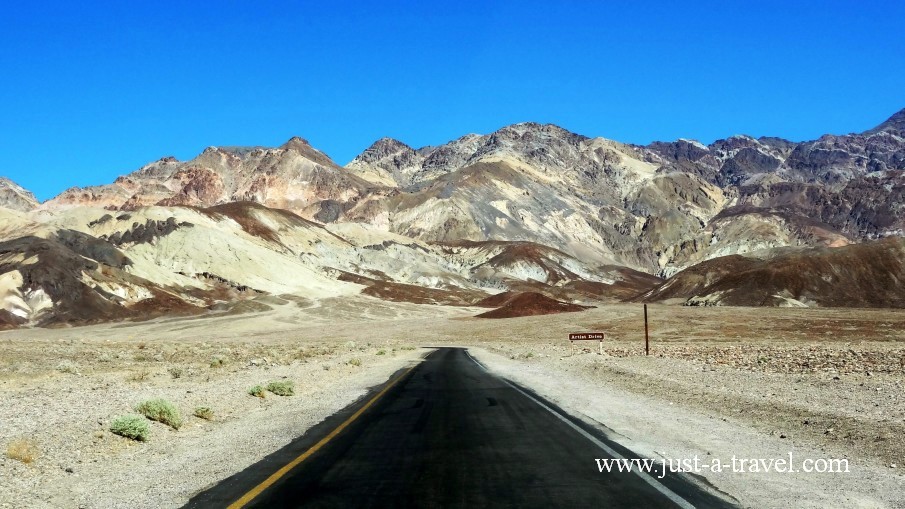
185,348,735,508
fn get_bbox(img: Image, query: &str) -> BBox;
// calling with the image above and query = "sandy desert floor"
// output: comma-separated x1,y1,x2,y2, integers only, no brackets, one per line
0,296,903,508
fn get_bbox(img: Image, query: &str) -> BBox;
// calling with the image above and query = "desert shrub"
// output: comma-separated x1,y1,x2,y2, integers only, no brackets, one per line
135,398,182,429
128,369,151,382
168,366,184,379
376,350,386,356
5,438,39,463
56,360,79,374
210,356,225,368
109,415,149,441
348,358,362,367
193,407,214,420
345,341,356,350
248,385,265,398
266,380,294,396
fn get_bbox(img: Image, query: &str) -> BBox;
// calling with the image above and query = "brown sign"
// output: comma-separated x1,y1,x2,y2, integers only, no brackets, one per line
569,332,605,341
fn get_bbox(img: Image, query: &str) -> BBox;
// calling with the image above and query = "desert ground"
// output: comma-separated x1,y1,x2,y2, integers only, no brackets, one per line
1,297,903,508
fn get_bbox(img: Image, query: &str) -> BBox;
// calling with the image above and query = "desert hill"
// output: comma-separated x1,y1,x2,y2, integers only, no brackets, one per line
1,108,904,327
638,238,905,308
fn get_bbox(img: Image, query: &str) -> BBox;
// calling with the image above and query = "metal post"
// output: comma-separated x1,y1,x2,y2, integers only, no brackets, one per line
644,304,649,356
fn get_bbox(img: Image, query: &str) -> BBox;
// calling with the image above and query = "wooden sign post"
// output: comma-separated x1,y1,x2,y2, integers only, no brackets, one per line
569,332,605,355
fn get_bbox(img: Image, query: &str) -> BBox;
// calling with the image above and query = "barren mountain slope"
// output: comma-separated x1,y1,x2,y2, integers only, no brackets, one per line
0,177,39,212
0,202,633,328
42,138,388,219
0,108,902,326
638,238,905,307
30,108,905,276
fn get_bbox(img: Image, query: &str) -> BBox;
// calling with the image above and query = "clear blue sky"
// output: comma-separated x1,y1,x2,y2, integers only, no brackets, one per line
1,1,903,201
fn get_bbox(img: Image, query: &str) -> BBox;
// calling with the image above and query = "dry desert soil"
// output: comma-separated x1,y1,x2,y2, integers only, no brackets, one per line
1,296,903,508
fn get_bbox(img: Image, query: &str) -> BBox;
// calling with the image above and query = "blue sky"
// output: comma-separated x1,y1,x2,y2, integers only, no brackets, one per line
1,1,903,201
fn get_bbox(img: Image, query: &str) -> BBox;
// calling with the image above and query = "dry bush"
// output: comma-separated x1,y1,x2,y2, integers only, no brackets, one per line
5,438,39,464
56,360,79,374
193,407,214,420
128,369,151,382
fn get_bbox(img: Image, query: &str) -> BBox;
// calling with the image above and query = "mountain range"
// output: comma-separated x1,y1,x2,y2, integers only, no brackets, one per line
1,108,903,328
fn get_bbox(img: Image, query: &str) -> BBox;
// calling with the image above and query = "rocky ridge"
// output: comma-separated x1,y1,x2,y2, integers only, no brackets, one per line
0,108,904,325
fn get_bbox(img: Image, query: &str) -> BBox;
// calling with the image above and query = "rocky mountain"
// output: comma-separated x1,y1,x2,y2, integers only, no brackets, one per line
0,202,642,327
1,108,904,328
33,108,905,276
637,238,905,308
0,178,39,212
42,137,386,220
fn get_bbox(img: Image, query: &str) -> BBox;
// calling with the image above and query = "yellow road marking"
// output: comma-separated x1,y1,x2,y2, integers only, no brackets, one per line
227,365,418,509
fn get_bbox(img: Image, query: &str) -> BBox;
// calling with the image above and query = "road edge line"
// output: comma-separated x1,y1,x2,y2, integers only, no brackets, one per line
464,349,696,509
226,363,418,509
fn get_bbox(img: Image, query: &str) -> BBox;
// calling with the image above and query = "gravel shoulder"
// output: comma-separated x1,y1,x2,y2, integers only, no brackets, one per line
468,345,905,509
0,312,426,508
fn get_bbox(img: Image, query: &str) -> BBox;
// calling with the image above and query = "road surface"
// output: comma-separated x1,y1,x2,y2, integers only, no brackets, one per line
185,348,735,508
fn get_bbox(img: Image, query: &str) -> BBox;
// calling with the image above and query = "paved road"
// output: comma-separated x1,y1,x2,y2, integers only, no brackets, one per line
186,348,735,508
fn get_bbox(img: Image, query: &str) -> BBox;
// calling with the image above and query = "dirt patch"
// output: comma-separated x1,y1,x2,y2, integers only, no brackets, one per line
127,289,207,320
475,292,592,318
474,291,520,307
336,270,487,306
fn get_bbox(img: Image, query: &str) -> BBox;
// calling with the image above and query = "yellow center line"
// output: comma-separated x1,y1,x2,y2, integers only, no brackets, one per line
227,364,418,509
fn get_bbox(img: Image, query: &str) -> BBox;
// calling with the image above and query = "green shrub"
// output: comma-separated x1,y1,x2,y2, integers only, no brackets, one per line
248,385,265,398
193,407,214,420
210,356,225,368
110,415,150,441
135,398,182,430
348,358,362,367
376,350,386,356
266,380,294,396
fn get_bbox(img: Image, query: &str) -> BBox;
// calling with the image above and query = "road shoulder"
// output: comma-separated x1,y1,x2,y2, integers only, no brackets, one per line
468,347,903,509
